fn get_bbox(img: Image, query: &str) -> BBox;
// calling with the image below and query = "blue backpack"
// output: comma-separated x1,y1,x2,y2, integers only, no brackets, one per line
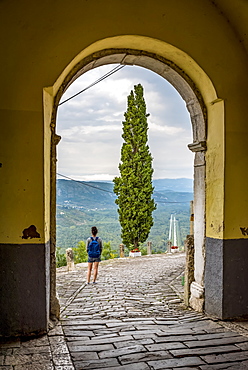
88,237,101,258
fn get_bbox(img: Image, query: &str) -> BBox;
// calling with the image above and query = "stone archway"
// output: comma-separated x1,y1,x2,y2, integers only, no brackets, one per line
46,39,219,320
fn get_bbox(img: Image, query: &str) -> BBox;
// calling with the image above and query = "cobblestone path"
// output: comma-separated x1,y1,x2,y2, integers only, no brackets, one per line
1,253,248,369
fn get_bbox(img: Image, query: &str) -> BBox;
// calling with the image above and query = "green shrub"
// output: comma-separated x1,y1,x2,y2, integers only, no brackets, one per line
102,241,118,260
73,240,88,263
56,247,67,267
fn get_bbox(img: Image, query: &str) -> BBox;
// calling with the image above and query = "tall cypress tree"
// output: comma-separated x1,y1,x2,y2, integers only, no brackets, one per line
113,84,156,250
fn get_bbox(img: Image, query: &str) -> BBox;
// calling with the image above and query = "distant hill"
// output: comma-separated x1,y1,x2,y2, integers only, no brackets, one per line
57,179,116,210
56,178,193,251
57,178,193,210
153,178,193,192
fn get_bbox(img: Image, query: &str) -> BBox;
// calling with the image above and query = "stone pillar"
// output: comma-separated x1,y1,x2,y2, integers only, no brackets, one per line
66,248,75,271
50,132,61,320
188,141,206,312
190,200,194,236
147,241,152,255
119,244,125,258
184,235,194,306
167,241,172,253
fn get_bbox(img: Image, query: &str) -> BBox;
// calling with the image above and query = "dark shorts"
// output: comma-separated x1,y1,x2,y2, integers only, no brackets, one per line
88,257,101,263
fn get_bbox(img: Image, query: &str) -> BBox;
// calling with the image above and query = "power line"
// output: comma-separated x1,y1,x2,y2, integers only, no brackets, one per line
57,173,113,194
58,64,125,106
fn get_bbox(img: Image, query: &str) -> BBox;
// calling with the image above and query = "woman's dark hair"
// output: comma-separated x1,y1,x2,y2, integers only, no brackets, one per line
91,226,98,236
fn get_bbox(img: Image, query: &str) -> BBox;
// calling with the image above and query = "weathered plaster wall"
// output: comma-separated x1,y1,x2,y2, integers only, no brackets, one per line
1,0,248,332
1,0,248,241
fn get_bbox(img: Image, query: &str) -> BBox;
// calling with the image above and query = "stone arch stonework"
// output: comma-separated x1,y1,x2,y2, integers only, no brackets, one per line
47,44,216,318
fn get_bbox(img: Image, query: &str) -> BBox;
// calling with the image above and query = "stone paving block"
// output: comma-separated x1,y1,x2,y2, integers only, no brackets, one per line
132,333,158,340
91,333,119,340
235,341,248,350
4,353,52,366
0,348,13,357
68,342,114,352
154,334,195,343
12,345,52,355
135,324,175,331
155,316,180,321
14,363,54,370
175,367,201,370
145,341,187,351
120,329,163,337
62,315,93,321
55,366,75,370
97,362,150,370
154,320,180,325
71,351,98,361
73,357,119,369
93,327,130,335
201,350,248,364
200,360,248,369
191,321,224,332
106,320,155,327
70,335,133,346
193,331,241,340
65,324,107,330
156,328,194,336
148,355,205,368
184,336,248,348
170,344,240,357
114,338,154,348
61,319,109,326
122,317,156,322
119,350,173,364
65,336,90,342
98,344,146,359
63,329,95,337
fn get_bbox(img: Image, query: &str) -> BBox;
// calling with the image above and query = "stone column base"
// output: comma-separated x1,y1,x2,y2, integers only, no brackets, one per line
50,293,60,320
189,281,204,312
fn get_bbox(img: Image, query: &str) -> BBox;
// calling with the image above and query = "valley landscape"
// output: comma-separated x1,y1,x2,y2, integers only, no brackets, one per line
56,178,193,255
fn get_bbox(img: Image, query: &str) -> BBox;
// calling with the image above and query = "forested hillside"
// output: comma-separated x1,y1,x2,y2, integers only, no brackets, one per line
56,178,193,253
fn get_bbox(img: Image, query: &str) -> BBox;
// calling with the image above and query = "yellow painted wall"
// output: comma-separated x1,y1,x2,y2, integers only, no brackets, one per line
0,109,45,244
1,0,248,243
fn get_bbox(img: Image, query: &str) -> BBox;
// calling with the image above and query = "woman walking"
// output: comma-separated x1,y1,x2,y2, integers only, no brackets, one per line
86,226,103,284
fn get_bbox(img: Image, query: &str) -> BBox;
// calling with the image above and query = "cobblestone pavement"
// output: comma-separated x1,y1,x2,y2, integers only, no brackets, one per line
1,253,248,369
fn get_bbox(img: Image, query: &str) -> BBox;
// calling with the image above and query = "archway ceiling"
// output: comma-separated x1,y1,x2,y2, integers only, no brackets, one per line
213,0,248,54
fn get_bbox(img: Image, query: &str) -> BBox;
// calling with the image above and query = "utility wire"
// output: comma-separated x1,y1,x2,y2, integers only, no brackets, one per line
57,173,191,203
57,173,113,194
58,64,125,106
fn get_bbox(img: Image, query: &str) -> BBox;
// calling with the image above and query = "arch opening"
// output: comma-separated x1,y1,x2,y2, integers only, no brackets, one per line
47,44,214,320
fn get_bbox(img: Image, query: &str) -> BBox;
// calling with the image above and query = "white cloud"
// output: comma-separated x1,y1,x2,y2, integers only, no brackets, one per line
57,64,193,181
149,121,185,135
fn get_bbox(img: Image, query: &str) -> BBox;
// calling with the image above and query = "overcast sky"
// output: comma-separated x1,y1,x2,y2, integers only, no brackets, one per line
57,64,193,182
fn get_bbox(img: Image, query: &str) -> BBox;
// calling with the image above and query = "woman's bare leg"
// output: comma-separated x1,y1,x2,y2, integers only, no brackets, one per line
93,262,99,282
87,263,93,283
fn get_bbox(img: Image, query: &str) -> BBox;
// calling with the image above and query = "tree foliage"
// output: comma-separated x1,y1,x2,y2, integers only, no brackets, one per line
73,240,88,263
113,84,156,250
102,241,118,260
